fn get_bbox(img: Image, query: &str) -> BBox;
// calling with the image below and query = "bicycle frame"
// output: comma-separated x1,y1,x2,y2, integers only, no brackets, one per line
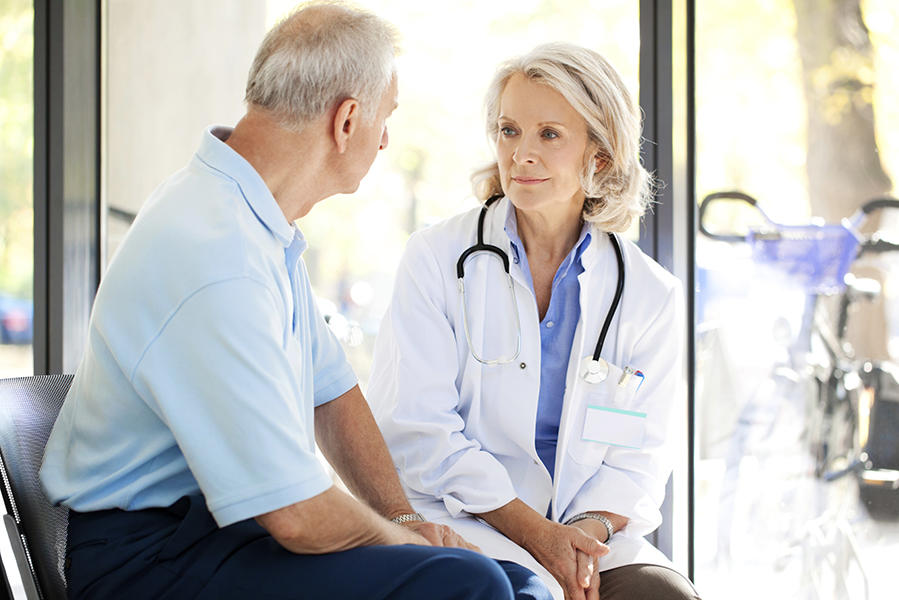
698,192,899,518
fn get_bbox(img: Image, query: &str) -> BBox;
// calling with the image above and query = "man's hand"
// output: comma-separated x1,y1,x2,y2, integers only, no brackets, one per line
382,522,433,547
401,521,481,552
520,520,608,600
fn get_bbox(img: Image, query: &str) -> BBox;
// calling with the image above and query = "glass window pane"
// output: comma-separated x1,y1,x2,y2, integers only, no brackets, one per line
103,0,639,386
0,0,34,377
0,6,33,596
695,1,899,598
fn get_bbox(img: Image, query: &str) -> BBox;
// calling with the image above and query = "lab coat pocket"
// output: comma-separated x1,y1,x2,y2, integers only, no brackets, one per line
567,363,644,465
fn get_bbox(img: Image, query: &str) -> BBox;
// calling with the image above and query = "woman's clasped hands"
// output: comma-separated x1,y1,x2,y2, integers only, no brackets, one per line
520,519,609,600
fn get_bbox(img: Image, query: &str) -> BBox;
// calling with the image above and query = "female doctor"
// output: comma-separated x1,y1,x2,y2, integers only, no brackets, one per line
368,43,698,600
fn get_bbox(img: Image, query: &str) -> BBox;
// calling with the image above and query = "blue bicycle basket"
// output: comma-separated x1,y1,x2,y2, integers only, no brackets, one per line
747,223,860,294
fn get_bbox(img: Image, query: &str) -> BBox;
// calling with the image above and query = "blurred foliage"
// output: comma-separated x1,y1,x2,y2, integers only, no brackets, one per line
0,0,33,299
812,47,876,125
103,0,637,319
96,0,899,369
263,0,638,322
3,0,897,306
865,0,899,198
695,0,809,226
696,0,898,230
694,4,899,598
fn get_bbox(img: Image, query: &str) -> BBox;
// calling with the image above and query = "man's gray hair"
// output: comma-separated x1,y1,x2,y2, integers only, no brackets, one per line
245,2,398,130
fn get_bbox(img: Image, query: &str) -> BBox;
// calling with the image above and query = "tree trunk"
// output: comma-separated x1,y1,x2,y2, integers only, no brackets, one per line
793,0,893,359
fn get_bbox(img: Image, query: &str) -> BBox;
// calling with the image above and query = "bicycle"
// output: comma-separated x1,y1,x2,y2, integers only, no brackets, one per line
698,191,899,519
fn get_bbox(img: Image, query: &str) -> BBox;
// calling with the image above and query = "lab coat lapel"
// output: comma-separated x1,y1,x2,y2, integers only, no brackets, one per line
486,197,530,290
465,198,542,462
553,232,613,518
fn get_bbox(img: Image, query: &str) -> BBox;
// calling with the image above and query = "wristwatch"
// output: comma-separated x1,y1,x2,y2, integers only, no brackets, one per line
390,512,425,525
565,511,615,543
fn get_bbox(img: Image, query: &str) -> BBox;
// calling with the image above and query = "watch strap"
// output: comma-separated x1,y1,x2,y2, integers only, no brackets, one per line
390,512,425,525
565,511,615,543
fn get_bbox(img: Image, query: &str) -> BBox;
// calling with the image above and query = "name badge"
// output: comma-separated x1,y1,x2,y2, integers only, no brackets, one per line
582,404,647,449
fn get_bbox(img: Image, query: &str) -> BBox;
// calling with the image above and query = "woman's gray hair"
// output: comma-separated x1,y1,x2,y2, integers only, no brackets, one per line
245,1,398,130
472,42,653,233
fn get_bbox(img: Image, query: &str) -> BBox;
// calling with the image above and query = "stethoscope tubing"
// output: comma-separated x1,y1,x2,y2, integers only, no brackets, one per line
593,232,624,361
456,195,624,368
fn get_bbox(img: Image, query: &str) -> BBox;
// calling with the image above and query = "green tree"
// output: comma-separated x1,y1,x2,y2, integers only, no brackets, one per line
0,0,34,299
794,0,894,358
794,0,892,221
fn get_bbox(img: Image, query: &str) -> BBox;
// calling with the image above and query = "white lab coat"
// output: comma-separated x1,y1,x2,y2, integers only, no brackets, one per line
368,197,685,598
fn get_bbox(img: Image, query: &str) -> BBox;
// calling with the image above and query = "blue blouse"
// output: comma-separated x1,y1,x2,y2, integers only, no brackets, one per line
504,208,591,480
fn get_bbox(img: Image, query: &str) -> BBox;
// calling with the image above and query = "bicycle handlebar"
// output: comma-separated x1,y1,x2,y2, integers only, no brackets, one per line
852,197,899,256
860,235,899,256
699,192,899,246
860,197,899,215
698,191,763,242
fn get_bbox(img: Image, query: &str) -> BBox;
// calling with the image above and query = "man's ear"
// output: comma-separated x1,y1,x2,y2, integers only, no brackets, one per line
332,98,360,154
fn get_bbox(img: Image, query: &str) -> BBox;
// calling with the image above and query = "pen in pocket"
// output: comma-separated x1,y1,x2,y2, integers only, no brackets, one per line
618,366,634,387
618,367,645,392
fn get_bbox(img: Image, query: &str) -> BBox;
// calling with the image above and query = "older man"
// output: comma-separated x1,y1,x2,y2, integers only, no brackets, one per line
39,3,548,599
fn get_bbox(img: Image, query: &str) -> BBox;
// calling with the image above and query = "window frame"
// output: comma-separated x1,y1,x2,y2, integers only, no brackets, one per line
33,0,101,375
30,0,697,578
638,0,695,577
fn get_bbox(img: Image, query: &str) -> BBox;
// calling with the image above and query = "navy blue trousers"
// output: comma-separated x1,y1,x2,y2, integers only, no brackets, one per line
65,495,551,600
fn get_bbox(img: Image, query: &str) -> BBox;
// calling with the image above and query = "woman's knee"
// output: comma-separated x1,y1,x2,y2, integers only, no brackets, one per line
599,564,700,600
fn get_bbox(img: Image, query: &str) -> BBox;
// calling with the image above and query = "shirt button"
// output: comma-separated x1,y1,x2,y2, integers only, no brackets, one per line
545,321,554,328
520,362,527,369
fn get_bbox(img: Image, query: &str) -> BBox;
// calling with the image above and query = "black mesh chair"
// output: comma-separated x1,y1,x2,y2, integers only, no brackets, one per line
0,375,72,600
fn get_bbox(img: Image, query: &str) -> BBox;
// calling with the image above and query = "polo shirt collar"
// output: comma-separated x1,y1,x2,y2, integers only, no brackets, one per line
196,126,297,248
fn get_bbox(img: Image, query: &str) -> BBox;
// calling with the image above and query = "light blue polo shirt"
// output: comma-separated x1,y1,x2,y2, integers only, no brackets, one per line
39,126,357,527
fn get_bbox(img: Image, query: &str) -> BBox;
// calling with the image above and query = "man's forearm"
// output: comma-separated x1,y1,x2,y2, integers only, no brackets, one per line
314,385,415,519
255,485,425,554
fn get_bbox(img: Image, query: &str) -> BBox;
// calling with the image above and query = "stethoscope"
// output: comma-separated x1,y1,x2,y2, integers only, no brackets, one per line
455,195,625,383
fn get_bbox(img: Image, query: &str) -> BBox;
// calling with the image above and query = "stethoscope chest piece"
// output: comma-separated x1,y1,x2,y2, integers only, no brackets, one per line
580,356,609,384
